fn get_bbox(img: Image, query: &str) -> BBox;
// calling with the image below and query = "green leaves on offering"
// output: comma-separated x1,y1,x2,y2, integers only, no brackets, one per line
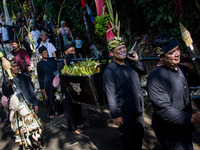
105,0,120,37
94,0,121,39
95,12,110,39
61,59,101,76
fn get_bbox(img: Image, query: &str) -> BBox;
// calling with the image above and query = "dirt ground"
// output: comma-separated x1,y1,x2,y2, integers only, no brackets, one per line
1,50,200,149
1,99,200,150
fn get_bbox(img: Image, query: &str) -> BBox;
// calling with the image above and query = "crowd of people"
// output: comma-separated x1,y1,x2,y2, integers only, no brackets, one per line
0,11,85,148
0,11,84,59
0,10,200,150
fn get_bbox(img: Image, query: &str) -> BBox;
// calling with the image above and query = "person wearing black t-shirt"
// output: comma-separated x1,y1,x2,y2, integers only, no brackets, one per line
37,45,64,119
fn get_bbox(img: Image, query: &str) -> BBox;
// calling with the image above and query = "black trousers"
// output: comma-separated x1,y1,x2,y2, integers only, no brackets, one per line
46,89,64,116
56,100,64,115
46,89,56,116
119,115,144,150
63,97,82,131
155,133,193,150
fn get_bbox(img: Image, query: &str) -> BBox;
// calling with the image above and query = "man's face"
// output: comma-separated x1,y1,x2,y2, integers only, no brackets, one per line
41,34,47,41
111,45,127,60
53,28,57,34
24,31,28,36
62,22,66,27
11,63,20,76
64,47,76,55
40,50,48,59
161,45,181,68
11,42,19,51
32,26,36,31
69,47,76,55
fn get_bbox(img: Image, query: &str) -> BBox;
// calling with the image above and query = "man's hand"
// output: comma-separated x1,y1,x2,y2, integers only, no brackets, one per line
34,106,38,113
53,52,57,60
7,77,12,85
41,89,46,95
191,111,200,124
113,117,123,126
179,62,195,72
27,67,31,72
127,51,139,62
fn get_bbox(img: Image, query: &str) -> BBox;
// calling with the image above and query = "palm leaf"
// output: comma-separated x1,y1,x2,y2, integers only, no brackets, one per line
117,21,120,37
109,20,114,28
115,12,118,27
105,0,114,23
108,0,113,18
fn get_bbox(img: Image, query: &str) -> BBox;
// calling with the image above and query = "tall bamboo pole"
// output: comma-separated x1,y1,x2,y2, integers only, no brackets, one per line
31,0,36,13
82,11,92,46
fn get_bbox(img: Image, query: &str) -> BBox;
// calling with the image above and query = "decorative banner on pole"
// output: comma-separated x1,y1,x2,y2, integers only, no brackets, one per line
85,4,95,24
3,0,11,25
80,0,86,8
95,0,105,16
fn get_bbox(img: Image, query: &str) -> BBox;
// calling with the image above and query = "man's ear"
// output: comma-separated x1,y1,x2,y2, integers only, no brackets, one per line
110,50,114,56
39,53,42,57
158,54,164,60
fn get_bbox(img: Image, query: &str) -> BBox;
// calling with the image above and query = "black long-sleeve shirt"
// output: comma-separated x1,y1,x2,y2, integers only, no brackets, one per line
2,74,38,106
37,58,57,91
65,53,75,66
103,60,147,119
147,65,194,137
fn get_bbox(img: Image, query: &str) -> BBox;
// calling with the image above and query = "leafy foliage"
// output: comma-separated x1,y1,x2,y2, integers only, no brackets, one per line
138,0,176,33
94,13,109,40
1,0,200,53
137,0,200,47
22,1,29,14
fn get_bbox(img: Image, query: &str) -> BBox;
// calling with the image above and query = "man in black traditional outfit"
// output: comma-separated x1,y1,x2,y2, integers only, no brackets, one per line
147,33,200,150
103,37,147,150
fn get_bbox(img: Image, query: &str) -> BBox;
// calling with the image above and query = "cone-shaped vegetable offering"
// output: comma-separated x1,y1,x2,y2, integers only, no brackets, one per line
0,51,13,79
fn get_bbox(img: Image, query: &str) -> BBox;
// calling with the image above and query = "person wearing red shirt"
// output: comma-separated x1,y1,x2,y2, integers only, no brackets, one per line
11,40,31,73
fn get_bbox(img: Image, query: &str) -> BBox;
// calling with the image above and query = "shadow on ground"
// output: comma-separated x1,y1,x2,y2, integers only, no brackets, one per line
1,99,200,150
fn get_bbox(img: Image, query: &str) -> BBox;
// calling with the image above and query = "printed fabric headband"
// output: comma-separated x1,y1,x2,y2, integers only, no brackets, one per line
107,37,125,51
154,37,179,55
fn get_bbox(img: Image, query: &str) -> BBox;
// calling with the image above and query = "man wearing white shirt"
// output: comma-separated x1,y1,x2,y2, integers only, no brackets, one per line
0,23,9,42
30,25,40,46
36,31,56,58
0,23,11,58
